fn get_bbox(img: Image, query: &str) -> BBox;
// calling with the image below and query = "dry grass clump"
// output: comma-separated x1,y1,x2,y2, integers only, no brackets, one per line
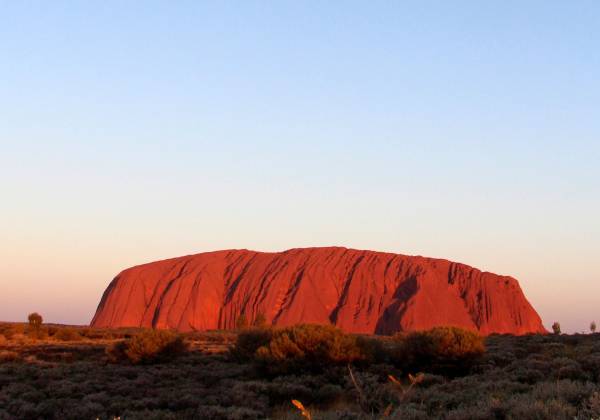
0,323,23,338
28,328,49,340
80,326,143,340
106,329,187,364
52,327,83,342
291,399,312,419
394,326,485,375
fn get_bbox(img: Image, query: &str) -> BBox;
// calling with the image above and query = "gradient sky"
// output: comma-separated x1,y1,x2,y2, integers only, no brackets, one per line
1,2,599,333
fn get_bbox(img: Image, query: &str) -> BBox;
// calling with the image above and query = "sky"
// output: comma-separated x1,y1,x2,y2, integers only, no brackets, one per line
1,1,598,333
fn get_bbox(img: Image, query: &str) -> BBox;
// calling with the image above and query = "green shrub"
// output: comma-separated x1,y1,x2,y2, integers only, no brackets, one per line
254,324,368,373
106,329,187,364
394,327,485,376
230,328,273,361
355,335,391,364
53,328,82,342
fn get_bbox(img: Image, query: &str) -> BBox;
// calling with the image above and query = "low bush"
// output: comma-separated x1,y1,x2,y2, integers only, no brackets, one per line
80,328,116,340
394,326,485,376
0,350,19,362
0,323,24,340
10,333,28,345
27,327,48,340
106,329,187,364
53,328,82,342
355,335,391,364
230,328,273,361
253,324,368,373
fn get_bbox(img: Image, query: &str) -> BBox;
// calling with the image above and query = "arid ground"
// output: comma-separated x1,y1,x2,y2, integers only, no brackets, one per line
1,322,600,420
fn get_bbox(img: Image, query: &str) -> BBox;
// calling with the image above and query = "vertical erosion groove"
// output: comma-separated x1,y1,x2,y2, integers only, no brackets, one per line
329,254,365,325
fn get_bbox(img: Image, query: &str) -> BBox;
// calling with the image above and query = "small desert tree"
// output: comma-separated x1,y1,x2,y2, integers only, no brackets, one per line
552,322,561,335
253,312,267,328
236,313,249,330
591,321,597,334
27,312,43,330
27,312,44,339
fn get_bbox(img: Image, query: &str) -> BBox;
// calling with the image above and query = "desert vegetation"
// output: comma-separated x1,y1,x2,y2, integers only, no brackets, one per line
106,329,188,364
2,321,600,419
552,322,562,335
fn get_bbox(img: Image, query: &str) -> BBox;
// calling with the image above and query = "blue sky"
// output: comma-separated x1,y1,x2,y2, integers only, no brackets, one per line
1,1,599,332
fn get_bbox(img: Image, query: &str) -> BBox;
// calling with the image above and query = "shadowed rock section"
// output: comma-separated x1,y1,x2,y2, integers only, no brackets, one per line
91,247,546,335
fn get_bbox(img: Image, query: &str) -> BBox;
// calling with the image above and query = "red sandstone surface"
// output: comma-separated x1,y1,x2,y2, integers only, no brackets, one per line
91,247,546,335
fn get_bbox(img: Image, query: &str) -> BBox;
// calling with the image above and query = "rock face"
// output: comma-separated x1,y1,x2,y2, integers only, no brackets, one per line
91,247,546,335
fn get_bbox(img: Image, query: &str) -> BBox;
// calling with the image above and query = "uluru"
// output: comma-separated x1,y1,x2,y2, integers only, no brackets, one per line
91,247,546,335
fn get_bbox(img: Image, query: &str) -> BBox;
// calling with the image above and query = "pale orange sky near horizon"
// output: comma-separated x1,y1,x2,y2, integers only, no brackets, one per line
1,224,598,333
1,2,599,334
